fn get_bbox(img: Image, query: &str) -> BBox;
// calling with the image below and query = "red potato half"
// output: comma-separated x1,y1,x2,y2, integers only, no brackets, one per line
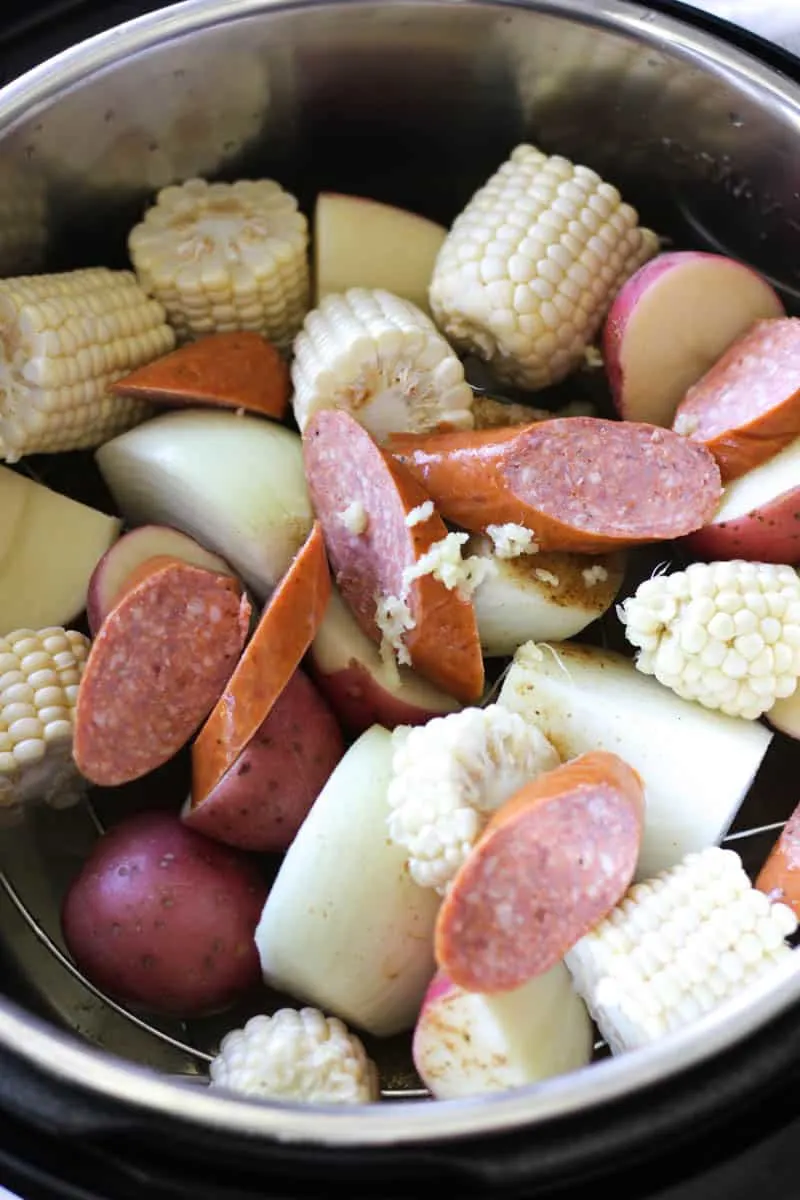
413,967,592,1100
686,435,800,563
86,524,234,634
61,812,268,1018
182,668,345,852
308,586,461,736
604,251,784,427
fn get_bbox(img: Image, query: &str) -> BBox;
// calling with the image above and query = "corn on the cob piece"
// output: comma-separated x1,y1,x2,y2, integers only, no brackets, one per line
291,288,475,439
0,626,90,815
209,1007,380,1103
0,268,175,463
565,846,798,1055
619,560,800,720
128,178,309,350
429,144,659,391
386,704,560,894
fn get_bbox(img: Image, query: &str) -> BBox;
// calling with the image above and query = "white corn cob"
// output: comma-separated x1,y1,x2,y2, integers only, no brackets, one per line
209,1008,380,1104
0,626,90,815
620,560,800,720
565,846,798,1055
0,268,175,463
429,144,659,390
291,288,475,439
128,178,309,349
386,703,560,894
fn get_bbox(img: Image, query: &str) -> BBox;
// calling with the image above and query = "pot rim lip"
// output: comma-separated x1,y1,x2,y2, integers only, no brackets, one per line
0,0,799,1148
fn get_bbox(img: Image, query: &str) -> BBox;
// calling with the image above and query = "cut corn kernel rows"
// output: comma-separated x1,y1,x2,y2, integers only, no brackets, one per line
129,178,309,350
0,267,174,462
429,143,658,390
565,846,797,1055
0,627,90,811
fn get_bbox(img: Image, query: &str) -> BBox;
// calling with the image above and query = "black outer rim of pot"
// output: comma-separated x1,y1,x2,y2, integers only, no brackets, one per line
0,0,798,1195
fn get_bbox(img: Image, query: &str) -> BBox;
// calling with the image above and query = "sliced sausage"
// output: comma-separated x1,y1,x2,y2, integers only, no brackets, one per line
302,408,484,704
756,805,800,917
672,318,800,482
388,417,721,554
74,561,251,787
111,331,289,420
191,522,331,806
434,750,644,994
183,668,344,852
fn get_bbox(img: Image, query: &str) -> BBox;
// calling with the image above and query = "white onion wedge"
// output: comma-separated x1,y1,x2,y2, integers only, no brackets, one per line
254,725,441,1038
467,535,626,657
413,967,592,1100
498,641,772,879
95,410,313,600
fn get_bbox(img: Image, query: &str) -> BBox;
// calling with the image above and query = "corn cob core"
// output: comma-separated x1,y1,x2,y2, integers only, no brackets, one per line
0,268,174,463
565,846,798,1055
209,1007,379,1103
291,288,475,439
386,704,560,894
0,626,90,811
620,560,800,720
128,178,310,350
429,144,659,391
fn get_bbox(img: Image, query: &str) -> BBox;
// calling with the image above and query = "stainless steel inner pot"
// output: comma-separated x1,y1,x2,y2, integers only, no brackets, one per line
0,0,799,1154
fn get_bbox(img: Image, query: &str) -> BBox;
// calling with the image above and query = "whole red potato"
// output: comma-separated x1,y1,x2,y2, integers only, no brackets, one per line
61,811,268,1017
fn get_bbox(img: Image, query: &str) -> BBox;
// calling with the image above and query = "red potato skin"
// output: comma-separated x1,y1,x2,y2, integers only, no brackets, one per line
308,657,455,736
61,812,268,1017
603,252,784,416
434,751,644,994
686,485,800,563
756,806,800,917
183,669,345,851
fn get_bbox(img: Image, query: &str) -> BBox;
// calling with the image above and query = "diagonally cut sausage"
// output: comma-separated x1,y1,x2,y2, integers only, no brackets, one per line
302,408,484,703
110,331,289,420
672,318,800,482
756,804,800,917
191,522,331,806
388,417,721,553
434,750,645,994
74,561,251,787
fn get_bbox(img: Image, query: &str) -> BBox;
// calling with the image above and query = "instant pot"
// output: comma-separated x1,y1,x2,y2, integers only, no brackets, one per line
0,0,800,1196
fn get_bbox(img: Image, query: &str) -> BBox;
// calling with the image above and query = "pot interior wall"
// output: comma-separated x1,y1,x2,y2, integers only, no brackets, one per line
0,0,798,1122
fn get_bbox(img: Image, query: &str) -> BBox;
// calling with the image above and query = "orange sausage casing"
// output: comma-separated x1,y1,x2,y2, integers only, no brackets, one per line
434,750,645,994
672,318,800,482
110,331,289,420
388,417,721,553
302,408,484,703
191,521,331,807
756,805,800,917
74,561,251,787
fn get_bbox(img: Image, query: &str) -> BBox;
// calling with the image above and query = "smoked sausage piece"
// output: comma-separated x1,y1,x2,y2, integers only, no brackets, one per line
302,408,484,703
388,418,721,553
110,331,289,420
191,522,331,806
756,805,800,917
74,562,251,787
672,319,800,482
434,750,645,994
